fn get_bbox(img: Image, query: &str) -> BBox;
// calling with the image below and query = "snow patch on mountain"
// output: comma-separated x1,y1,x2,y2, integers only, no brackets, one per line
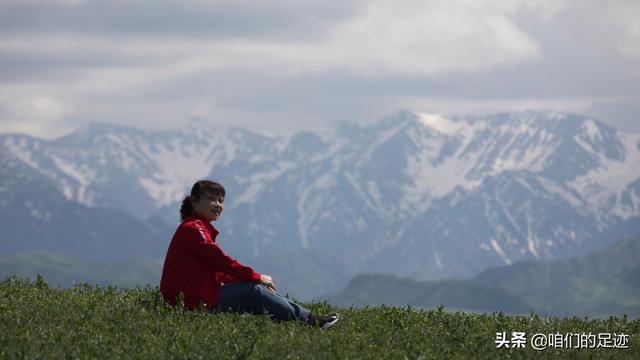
491,238,512,265
417,113,465,135
360,120,407,165
138,139,218,206
233,161,297,206
582,119,602,141
6,137,39,169
535,176,584,210
344,171,385,218
50,154,96,205
402,116,484,211
491,130,556,174
568,132,640,220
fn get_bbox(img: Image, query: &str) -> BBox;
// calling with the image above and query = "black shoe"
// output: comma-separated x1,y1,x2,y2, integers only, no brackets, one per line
306,312,340,329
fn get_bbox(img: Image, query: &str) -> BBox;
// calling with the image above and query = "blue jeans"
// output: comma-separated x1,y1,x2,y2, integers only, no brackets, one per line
211,281,311,322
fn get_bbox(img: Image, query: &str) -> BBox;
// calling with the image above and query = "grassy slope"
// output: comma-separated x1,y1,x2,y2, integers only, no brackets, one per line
1,276,638,359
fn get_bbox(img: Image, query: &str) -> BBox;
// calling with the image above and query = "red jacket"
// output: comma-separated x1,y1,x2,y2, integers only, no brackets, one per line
160,211,261,310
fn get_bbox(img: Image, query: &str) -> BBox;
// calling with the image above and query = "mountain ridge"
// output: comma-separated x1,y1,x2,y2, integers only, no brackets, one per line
1,110,639,286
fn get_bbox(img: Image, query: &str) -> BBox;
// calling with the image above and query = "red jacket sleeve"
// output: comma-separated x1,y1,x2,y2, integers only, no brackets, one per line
182,224,261,282
217,272,242,284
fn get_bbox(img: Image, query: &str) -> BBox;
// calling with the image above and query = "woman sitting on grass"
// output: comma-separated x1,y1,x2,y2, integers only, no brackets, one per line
160,179,339,329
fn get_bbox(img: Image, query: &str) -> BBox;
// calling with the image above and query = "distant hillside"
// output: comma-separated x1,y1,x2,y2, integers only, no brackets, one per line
0,248,350,300
0,251,161,288
474,234,640,317
323,235,640,318
325,273,535,315
241,246,352,301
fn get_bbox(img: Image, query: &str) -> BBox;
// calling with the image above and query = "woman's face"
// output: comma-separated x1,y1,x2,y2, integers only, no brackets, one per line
192,192,224,222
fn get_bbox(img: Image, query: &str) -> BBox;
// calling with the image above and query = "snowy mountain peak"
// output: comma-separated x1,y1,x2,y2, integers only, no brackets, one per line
1,110,639,281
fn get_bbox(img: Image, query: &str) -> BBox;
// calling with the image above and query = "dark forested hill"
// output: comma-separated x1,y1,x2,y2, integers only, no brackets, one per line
323,235,640,318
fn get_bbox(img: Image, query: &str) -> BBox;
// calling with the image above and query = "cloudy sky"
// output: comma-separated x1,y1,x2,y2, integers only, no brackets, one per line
0,0,639,139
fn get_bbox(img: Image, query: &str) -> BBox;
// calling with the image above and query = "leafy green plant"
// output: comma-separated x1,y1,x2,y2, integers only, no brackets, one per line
1,275,638,359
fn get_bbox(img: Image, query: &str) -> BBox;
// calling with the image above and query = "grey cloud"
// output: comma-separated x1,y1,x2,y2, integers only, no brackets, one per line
0,0,359,84
0,47,154,83
584,98,640,133
1,0,639,137
60,60,639,132
0,0,358,42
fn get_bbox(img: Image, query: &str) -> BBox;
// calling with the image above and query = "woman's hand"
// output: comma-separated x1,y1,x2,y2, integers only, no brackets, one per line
259,274,277,293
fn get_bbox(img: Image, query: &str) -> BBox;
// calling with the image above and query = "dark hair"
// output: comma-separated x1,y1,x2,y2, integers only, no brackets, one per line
180,179,226,221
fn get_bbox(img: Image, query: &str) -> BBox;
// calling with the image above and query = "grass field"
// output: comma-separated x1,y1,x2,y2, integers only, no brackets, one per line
1,275,638,359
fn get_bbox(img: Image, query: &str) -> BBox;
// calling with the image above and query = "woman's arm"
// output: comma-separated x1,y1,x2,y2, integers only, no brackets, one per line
182,224,262,282
218,272,276,292
217,272,241,284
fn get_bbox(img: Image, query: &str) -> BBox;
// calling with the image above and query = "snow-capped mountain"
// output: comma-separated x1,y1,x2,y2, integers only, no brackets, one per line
1,110,639,281
0,146,172,261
